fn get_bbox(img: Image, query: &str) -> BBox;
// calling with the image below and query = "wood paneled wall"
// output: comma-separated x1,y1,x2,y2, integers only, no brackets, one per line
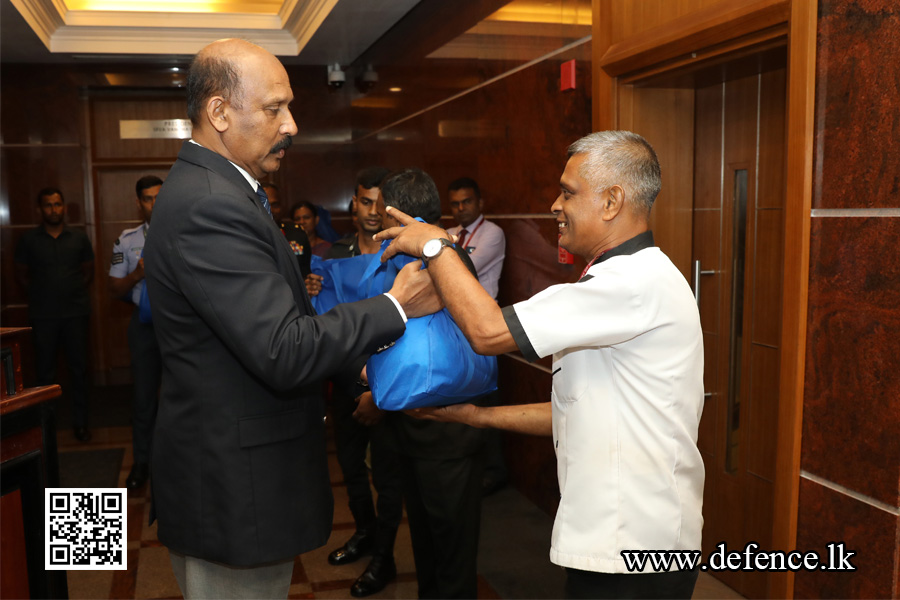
608,0,724,43
1,66,89,373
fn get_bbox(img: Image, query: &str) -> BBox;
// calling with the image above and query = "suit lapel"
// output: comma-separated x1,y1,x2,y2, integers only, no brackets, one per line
177,142,314,312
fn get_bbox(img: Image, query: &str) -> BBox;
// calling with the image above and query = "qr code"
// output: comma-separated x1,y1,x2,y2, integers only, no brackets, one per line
45,488,127,570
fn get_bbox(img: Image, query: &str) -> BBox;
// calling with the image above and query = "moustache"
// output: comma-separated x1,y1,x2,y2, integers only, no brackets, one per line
270,136,293,154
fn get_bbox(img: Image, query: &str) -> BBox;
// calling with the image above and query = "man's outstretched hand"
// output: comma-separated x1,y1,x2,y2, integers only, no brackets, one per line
374,207,451,263
405,403,481,427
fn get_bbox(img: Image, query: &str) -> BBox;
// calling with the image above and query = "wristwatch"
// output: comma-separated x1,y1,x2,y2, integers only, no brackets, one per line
422,238,453,264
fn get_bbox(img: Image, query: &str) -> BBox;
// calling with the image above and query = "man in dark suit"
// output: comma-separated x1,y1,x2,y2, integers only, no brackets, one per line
143,38,438,599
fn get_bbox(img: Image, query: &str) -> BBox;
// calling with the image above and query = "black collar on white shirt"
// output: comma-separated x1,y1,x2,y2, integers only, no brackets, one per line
579,230,655,283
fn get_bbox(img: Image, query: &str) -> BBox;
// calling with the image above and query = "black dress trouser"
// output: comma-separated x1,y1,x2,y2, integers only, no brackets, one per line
331,390,403,556
32,316,89,428
400,450,484,599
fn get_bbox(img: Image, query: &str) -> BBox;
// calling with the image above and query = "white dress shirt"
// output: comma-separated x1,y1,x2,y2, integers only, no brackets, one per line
447,214,505,300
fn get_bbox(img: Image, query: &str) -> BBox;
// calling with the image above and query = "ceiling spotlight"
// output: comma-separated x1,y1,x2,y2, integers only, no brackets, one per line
389,87,402,93
327,63,345,89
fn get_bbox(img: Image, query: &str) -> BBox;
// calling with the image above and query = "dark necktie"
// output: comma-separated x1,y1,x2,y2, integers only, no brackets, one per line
457,228,469,248
256,185,272,217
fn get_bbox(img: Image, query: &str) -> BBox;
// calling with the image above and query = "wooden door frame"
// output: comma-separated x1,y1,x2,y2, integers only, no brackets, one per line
591,0,816,597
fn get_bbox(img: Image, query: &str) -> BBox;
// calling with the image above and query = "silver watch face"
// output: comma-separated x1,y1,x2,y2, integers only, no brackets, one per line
423,238,443,259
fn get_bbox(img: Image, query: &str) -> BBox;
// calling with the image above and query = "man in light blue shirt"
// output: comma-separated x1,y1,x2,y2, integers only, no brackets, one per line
108,175,163,490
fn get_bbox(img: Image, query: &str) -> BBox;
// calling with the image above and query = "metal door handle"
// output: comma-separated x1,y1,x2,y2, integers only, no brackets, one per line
693,259,715,305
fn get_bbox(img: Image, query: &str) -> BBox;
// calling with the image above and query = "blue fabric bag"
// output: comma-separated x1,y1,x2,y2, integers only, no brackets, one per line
138,249,153,324
309,253,377,314
360,238,498,410
138,281,153,324
368,310,498,410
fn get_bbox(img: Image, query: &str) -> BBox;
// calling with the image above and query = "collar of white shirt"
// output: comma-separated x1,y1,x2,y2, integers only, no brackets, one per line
189,139,261,193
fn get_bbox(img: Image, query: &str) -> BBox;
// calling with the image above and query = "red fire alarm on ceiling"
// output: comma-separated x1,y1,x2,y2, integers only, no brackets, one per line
560,59,576,91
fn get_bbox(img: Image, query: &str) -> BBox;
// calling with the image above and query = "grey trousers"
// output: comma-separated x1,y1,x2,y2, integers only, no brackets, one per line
169,551,294,599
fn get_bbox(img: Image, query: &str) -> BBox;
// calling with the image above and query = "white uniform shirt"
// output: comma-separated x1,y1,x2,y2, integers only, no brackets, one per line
502,232,704,573
447,214,505,300
109,223,148,305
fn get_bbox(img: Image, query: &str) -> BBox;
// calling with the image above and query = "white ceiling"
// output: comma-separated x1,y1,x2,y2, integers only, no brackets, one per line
0,0,422,64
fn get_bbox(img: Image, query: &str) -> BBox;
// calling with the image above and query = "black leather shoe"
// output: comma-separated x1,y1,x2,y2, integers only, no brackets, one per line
126,463,149,490
73,427,92,442
328,531,373,565
351,555,396,597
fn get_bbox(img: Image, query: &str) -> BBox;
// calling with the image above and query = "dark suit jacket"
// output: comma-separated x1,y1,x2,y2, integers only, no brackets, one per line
144,142,405,566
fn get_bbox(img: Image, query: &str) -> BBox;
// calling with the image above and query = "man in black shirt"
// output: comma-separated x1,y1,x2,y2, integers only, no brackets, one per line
15,187,95,441
324,166,403,598
329,167,389,260
378,168,487,599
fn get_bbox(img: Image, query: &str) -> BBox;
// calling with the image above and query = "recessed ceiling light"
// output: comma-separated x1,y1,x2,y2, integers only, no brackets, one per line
389,87,402,92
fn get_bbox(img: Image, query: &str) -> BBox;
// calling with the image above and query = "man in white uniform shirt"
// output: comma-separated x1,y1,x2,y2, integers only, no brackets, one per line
109,175,163,490
378,131,704,599
446,177,505,300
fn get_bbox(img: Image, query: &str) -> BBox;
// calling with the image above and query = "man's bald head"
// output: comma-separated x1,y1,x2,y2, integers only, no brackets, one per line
185,39,297,179
187,39,268,126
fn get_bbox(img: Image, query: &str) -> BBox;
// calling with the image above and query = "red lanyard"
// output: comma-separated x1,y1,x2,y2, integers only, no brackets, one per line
459,219,485,249
580,250,606,280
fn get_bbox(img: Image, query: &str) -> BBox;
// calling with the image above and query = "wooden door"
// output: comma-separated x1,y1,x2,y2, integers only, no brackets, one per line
693,67,786,598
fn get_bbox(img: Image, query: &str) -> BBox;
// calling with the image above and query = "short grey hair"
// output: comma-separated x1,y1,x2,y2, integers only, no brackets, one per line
567,131,661,217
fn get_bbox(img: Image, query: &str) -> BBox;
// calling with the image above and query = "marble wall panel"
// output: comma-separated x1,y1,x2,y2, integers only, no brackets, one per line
802,216,900,508
794,478,898,599
813,0,900,210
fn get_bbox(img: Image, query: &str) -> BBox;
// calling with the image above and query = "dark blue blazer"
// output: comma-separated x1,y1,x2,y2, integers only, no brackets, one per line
144,142,405,566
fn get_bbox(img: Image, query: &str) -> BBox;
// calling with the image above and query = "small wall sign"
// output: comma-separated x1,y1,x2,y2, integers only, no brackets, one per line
119,119,192,140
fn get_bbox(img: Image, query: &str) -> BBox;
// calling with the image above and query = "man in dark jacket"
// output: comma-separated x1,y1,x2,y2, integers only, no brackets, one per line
143,38,438,599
